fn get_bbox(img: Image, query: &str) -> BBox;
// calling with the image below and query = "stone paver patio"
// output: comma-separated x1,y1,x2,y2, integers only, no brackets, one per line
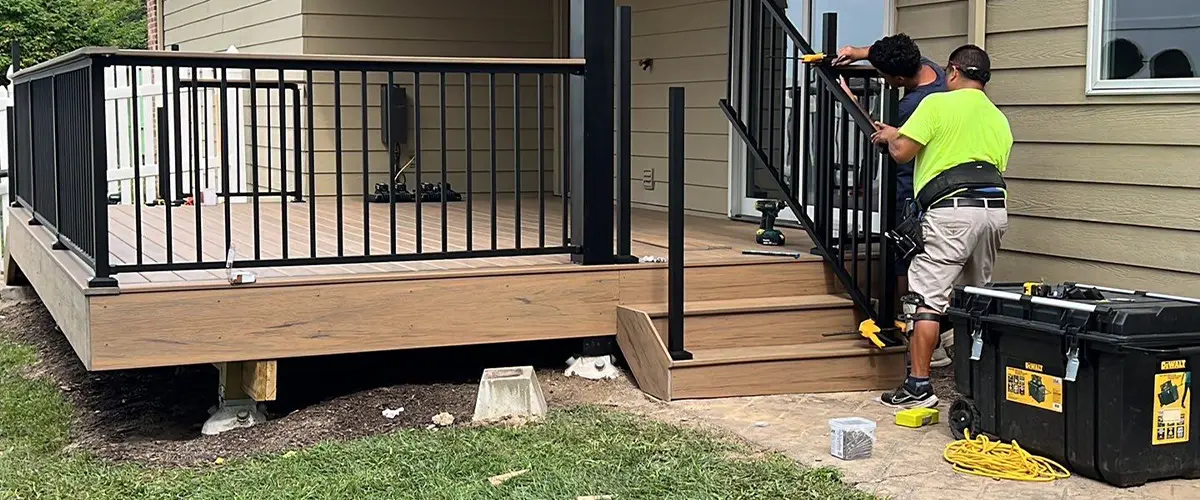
667,391,1200,500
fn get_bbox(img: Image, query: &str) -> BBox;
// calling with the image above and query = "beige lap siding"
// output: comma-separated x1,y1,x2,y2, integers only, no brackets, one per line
895,0,1200,297
298,0,557,197
625,0,732,216
163,0,304,53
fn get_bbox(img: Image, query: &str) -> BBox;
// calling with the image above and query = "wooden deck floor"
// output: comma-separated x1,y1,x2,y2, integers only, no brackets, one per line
106,195,816,287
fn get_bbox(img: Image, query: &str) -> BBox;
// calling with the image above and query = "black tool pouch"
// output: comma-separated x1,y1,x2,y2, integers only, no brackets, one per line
886,204,924,260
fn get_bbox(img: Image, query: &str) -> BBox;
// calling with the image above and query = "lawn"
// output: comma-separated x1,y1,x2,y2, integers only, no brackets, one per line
0,334,875,500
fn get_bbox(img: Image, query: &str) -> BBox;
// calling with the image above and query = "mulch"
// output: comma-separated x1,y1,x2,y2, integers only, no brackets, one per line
0,301,492,466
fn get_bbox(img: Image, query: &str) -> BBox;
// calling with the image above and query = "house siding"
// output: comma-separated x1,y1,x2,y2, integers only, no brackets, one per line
297,0,558,197
896,0,1200,296
896,0,967,62
626,0,731,215
163,0,304,53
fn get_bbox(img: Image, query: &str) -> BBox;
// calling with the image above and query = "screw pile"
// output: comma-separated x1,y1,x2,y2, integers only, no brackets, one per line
831,429,874,460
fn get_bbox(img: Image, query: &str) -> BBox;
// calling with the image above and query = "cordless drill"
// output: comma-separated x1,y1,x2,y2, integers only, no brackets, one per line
755,200,786,246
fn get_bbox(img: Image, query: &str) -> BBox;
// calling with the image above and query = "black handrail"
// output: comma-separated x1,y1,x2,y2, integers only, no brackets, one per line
722,3,901,345
5,1,636,285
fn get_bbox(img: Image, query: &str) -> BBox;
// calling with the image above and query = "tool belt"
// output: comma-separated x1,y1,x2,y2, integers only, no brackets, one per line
885,161,1006,260
915,161,1005,211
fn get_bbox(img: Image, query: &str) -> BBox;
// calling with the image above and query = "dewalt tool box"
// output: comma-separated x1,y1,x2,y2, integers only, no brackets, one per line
947,282,1200,487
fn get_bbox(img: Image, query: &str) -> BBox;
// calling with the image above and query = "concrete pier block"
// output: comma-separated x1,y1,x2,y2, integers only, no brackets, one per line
472,366,547,422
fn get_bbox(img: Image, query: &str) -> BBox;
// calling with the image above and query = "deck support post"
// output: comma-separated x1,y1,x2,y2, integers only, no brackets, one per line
202,360,277,435
569,0,616,265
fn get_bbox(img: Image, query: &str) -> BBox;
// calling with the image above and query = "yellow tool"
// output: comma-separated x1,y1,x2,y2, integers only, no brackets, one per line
895,408,939,428
943,430,1071,482
801,53,827,64
1024,281,1051,297
858,319,884,349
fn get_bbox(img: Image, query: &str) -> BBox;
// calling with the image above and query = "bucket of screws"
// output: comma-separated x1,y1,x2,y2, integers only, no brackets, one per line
829,417,876,460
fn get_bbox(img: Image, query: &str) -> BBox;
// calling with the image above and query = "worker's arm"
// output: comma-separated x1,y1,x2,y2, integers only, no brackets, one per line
871,124,922,164
874,96,939,163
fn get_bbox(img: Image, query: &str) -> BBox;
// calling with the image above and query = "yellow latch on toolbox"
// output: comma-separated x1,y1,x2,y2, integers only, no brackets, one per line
859,319,885,349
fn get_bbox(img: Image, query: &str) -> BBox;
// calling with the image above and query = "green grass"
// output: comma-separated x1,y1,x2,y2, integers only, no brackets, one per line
0,336,874,500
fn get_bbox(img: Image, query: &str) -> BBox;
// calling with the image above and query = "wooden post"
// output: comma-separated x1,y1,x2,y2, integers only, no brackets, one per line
217,360,277,402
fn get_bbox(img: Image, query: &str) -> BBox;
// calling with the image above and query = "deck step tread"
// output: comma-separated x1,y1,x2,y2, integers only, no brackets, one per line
674,339,904,368
626,294,853,317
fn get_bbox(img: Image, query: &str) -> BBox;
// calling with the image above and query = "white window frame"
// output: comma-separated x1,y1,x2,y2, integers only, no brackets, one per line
1086,0,1200,95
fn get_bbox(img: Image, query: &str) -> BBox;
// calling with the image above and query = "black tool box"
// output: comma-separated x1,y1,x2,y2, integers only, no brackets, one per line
947,282,1200,487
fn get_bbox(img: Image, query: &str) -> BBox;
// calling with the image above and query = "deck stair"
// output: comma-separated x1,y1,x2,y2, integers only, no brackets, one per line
616,292,905,401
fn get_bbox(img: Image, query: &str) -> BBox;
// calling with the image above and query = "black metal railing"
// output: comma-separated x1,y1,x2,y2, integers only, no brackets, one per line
666,86,690,361
721,3,901,344
7,0,633,285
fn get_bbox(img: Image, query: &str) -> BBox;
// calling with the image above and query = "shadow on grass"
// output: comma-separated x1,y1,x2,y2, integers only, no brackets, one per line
0,331,875,500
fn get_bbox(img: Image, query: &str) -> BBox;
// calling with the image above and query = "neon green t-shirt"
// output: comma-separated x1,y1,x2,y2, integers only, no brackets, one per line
896,88,1013,198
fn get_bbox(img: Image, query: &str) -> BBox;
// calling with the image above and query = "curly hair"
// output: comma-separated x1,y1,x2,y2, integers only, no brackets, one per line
867,34,923,78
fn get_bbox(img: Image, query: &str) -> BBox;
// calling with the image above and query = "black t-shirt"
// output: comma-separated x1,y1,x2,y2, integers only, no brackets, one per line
894,58,947,209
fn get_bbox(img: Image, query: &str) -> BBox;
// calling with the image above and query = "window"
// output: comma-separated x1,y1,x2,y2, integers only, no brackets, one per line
1088,0,1200,94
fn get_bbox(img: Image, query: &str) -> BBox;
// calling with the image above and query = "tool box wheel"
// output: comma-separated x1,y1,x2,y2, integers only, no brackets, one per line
948,398,980,440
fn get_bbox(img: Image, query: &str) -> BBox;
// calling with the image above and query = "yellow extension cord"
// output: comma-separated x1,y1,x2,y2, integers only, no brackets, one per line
943,431,1071,482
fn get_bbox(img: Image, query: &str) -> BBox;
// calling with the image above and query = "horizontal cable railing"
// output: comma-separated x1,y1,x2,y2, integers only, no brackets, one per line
8,0,632,285
722,3,901,344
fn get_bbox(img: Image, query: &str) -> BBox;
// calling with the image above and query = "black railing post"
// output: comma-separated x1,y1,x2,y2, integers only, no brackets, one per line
667,86,691,361
878,86,901,325
49,73,66,250
570,0,616,264
820,12,838,246
615,5,633,261
88,59,117,287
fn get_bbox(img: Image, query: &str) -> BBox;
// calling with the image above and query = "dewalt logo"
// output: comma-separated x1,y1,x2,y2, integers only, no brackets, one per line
1161,360,1187,371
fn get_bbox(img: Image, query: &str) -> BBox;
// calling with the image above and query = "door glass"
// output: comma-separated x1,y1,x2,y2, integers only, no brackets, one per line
742,0,886,210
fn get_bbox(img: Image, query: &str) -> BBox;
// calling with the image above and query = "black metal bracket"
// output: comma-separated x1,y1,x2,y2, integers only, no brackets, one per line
87,276,119,288
670,350,694,361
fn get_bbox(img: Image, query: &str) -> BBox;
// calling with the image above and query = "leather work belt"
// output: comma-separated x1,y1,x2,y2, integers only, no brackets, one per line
928,197,1006,210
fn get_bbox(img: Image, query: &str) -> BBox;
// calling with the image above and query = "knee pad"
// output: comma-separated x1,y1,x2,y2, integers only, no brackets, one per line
900,293,942,323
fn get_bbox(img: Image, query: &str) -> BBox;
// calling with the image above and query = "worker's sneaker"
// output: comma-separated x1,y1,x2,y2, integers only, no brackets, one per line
878,379,939,409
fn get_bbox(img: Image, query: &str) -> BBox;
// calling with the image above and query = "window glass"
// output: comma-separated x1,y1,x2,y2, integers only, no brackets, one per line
1101,0,1200,80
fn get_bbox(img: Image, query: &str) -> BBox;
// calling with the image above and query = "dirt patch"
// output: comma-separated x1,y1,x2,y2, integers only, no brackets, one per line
0,300,649,467
931,365,959,404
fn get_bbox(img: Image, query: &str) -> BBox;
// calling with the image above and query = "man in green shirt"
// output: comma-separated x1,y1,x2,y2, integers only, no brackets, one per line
870,44,1013,409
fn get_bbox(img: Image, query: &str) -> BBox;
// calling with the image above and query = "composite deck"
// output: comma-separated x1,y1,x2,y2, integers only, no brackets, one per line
8,195,840,372
104,195,798,287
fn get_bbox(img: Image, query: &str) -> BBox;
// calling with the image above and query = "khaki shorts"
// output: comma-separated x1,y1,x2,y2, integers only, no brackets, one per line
907,204,1008,313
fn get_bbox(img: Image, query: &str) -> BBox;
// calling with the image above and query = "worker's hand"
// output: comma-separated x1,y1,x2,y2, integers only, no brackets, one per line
833,46,867,66
871,122,898,145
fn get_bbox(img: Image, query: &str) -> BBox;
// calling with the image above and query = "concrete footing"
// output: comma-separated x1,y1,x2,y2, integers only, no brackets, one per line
565,355,620,380
202,400,267,435
1,285,37,302
472,366,547,422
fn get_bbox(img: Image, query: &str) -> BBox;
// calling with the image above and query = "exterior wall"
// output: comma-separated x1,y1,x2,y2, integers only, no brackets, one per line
147,0,162,50
298,0,559,197
626,0,732,215
896,0,1200,296
895,0,968,62
160,0,737,211
163,0,304,53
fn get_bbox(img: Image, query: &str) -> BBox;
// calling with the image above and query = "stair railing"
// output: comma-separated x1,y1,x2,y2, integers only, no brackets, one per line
721,2,901,346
